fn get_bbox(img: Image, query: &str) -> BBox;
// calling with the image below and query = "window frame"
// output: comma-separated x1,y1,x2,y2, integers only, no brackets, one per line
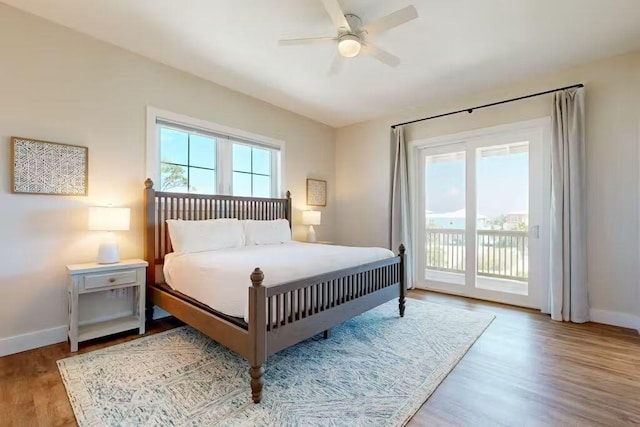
146,107,284,198
157,124,218,193
229,141,278,198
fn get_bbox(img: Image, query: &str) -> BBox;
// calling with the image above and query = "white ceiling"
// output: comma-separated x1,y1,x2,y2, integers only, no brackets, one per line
4,0,640,127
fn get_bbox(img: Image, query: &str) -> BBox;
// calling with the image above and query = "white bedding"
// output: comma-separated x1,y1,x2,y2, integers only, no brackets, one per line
163,241,395,322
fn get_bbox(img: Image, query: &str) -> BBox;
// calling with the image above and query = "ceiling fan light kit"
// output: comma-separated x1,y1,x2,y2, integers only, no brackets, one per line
278,0,418,71
338,34,361,58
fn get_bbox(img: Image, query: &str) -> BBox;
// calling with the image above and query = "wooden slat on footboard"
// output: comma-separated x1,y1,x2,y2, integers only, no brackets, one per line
263,257,402,355
267,287,398,355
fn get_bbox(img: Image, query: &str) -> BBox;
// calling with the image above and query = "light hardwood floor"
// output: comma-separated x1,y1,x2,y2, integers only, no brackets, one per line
1,291,638,426
409,291,640,426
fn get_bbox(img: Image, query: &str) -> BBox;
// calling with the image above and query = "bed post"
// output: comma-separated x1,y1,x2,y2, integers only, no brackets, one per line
144,178,156,322
248,268,267,403
285,190,292,229
399,244,406,318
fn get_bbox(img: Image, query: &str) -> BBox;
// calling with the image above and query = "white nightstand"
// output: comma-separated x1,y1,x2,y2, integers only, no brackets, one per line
66,259,148,352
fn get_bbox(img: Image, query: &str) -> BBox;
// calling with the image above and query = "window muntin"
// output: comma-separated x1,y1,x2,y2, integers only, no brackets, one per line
232,143,272,198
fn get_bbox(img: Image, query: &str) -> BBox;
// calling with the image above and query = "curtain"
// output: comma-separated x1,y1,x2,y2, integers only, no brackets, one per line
549,87,588,322
391,125,414,289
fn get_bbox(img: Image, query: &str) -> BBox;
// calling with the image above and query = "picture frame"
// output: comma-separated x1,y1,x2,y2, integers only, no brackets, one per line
306,178,327,207
11,136,89,196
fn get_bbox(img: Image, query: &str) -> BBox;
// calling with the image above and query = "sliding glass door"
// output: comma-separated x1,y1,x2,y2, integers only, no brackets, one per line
416,122,549,308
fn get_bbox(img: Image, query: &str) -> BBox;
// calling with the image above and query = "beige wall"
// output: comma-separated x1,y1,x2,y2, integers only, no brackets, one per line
336,51,640,321
1,4,637,352
0,5,335,348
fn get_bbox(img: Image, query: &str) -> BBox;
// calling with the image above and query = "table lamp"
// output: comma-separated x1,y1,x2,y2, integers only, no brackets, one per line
302,210,321,243
88,206,130,264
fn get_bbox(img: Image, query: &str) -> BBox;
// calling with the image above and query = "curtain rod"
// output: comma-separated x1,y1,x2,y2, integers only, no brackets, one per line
390,83,584,129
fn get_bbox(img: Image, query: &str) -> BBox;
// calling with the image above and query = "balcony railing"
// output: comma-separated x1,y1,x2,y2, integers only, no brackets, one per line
426,228,528,282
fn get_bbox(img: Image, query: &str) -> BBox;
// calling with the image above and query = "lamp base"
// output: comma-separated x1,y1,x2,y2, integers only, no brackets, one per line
306,225,317,243
97,240,120,264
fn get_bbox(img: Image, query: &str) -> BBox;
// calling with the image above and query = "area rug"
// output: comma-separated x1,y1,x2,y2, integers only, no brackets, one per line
58,299,494,426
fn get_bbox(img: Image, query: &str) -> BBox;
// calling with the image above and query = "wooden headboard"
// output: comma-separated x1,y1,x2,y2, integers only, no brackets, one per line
143,178,292,285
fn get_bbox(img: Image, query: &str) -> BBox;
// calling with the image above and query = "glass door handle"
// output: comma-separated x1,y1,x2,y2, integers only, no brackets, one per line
529,225,540,239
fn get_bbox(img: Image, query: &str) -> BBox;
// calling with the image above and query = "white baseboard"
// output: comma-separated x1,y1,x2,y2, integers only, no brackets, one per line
589,308,640,332
1,306,173,357
0,325,67,358
3,307,631,358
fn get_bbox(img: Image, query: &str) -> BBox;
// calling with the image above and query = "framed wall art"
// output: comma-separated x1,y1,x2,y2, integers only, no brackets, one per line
306,178,327,207
11,136,88,196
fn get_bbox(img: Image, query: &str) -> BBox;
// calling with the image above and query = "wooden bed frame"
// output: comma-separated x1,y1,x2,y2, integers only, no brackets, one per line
143,179,406,403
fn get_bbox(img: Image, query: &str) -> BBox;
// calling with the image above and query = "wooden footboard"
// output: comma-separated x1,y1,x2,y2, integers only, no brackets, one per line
247,246,405,402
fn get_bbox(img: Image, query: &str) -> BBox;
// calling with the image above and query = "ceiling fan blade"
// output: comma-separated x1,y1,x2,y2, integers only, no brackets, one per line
361,43,401,67
321,0,351,32
363,5,418,36
278,37,337,46
328,52,345,75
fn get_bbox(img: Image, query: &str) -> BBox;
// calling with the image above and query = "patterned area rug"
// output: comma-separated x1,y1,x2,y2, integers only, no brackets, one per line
58,299,494,426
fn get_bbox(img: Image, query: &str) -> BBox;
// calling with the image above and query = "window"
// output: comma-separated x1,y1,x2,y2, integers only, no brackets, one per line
149,110,282,198
159,127,216,193
232,143,272,198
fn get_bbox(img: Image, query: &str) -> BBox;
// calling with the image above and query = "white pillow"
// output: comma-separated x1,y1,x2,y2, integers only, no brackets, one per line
166,218,245,254
243,219,291,245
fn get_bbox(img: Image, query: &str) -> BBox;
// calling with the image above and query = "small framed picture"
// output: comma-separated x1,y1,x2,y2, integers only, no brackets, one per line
11,136,88,196
306,178,327,207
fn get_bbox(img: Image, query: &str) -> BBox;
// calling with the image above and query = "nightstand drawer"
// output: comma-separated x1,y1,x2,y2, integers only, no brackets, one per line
82,270,137,291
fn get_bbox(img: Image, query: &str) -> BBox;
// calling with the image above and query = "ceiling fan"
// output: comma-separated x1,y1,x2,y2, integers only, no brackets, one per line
278,0,418,73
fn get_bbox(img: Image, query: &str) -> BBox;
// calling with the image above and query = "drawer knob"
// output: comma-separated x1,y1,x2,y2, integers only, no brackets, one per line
108,278,116,283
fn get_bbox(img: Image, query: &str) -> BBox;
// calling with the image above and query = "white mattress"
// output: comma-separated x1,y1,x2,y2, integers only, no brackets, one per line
163,242,395,321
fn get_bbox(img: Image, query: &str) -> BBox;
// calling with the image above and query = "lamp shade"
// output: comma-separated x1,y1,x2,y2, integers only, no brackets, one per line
302,210,321,226
88,206,130,231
